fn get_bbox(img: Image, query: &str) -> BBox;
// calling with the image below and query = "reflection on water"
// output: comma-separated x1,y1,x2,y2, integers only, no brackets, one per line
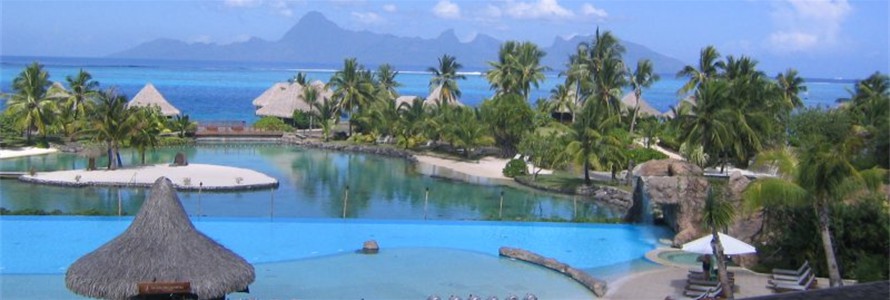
0,144,623,221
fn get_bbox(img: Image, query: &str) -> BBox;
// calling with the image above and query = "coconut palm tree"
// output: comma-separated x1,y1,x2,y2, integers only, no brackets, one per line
428,54,466,105
565,100,621,185
90,89,136,170
328,58,374,136
702,187,736,299
4,62,55,144
678,46,723,95
289,72,308,85
375,64,400,101
743,140,870,287
486,41,547,100
169,114,194,138
310,94,341,142
130,107,164,165
65,69,99,121
548,84,575,123
628,59,659,134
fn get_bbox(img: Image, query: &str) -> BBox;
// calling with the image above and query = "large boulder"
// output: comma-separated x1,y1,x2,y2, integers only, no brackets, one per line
634,159,703,177
724,171,762,267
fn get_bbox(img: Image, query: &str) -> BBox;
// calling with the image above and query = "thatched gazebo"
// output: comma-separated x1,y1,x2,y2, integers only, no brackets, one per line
47,81,70,99
128,83,181,117
254,81,333,119
66,177,254,300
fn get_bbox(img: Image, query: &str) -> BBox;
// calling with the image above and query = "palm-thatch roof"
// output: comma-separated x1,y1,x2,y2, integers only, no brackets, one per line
254,81,332,119
394,95,421,108
47,81,70,99
620,92,661,117
128,83,181,116
66,177,254,300
425,85,464,107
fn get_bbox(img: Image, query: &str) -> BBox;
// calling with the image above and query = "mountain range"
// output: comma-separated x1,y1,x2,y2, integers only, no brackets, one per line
110,11,686,74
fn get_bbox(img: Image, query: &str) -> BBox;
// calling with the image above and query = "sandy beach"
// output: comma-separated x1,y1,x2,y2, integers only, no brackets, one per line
414,154,553,182
20,163,278,190
0,147,58,159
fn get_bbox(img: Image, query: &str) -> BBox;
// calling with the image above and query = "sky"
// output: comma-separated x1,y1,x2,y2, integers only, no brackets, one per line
1,0,887,79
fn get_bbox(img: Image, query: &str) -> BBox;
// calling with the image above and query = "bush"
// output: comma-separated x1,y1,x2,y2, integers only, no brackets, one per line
291,110,311,129
159,136,192,146
626,147,668,163
503,159,528,178
253,117,291,132
347,132,376,144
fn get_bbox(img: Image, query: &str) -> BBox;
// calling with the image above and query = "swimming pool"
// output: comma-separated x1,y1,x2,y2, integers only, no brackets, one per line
0,144,625,221
0,216,671,298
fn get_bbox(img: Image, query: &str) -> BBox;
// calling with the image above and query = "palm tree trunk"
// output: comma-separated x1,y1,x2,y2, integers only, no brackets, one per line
818,203,844,287
629,91,641,135
583,161,591,185
711,229,734,299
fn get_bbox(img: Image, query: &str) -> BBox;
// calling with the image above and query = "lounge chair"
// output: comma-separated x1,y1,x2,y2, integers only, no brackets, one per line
688,278,734,287
772,261,810,277
771,268,813,283
684,283,723,299
769,273,817,292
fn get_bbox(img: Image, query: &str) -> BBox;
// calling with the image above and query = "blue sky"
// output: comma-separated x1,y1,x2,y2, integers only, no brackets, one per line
1,0,887,79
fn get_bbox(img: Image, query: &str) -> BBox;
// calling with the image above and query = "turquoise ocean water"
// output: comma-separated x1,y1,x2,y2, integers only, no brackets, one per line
1,56,853,123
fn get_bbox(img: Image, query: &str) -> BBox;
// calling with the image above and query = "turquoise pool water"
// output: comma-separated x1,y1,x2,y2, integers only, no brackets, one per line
0,216,671,299
0,144,624,221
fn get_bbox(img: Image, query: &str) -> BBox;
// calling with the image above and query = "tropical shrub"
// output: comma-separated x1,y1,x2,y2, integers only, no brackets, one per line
253,117,291,132
625,147,668,164
347,132,376,144
503,159,528,177
291,110,311,129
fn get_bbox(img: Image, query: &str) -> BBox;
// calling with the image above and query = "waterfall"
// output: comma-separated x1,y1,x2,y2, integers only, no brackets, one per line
631,177,654,224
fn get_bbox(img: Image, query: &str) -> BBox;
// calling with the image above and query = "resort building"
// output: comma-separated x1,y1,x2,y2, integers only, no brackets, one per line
127,82,181,117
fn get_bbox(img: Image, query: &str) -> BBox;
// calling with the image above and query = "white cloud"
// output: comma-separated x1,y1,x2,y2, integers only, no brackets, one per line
433,0,461,19
382,4,397,13
581,3,607,20
352,11,383,24
504,0,573,20
270,0,293,17
189,35,213,44
767,0,851,52
224,0,262,8
484,5,502,18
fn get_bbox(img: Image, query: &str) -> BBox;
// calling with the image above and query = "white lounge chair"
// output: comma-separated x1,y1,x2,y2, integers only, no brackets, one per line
768,272,817,292
772,261,810,277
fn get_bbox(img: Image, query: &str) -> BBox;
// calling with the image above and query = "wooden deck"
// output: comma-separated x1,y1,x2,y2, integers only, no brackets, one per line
194,124,283,138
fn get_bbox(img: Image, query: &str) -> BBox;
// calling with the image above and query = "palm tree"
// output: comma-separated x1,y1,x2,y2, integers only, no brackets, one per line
130,107,164,165
548,84,575,123
328,58,374,136
701,187,736,299
65,69,99,120
565,100,620,185
375,64,400,101
311,95,341,142
302,86,319,131
395,97,427,149
428,54,466,105
678,46,723,95
289,72,308,85
90,89,135,170
743,143,866,287
4,62,54,144
169,114,194,138
628,59,659,134
486,41,547,100
451,108,493,158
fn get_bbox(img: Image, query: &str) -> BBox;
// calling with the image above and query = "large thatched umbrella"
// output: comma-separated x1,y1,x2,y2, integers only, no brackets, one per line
128,83,181,117
66,177,254,300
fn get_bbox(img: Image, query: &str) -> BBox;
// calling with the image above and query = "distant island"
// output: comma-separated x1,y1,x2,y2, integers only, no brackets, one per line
110,11,686,74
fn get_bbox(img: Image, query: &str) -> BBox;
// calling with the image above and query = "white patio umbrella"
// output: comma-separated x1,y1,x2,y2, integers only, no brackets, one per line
682,232,756,255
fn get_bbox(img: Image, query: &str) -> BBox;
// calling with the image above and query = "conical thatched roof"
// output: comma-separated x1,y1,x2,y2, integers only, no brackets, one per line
47,81,70,99
395,95,421,108
621,92,661,117
128,83,181,116
251,82,290,108
425,85,464,107
66,177,254,300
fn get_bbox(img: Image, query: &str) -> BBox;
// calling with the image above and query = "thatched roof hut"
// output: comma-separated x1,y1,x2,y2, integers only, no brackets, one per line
128,83,181,117
620,92,661,117
394,95,421,108
254,81,332,119
66,177,254,300
426,84,464,107
47,81,70,99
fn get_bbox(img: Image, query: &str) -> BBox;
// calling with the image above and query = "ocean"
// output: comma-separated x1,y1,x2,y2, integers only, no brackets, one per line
0,55,854,123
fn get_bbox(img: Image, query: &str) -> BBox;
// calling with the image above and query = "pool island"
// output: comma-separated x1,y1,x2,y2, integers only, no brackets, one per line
18,163,279,191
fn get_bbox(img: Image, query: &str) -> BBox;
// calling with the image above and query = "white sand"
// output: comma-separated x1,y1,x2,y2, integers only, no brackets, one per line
21,163,278,190
0,147,59,159
414,155,553,181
